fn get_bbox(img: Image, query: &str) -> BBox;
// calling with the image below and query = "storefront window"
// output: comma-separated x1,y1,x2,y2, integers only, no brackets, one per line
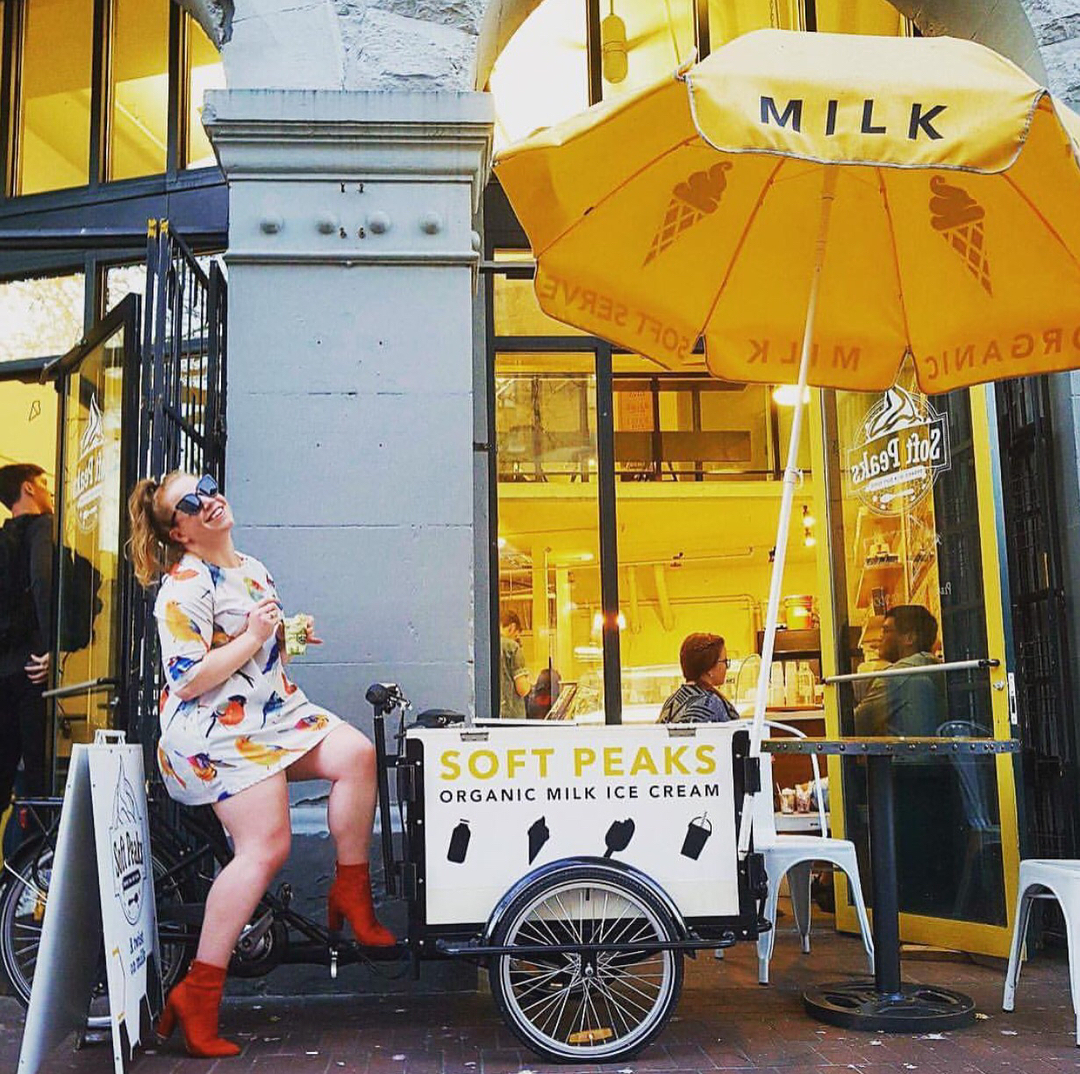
108,0,170,181
0,273,85,363
614,357,820,717
17,0,94,194
707,0,800,43
186,13,225,169
495,352,604,721
103,263,146,313
815,0,908,36
826,372,1006,926
597,0,696,106
493,250,585,337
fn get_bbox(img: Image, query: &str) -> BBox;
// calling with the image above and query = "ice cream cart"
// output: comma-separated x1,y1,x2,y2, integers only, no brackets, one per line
369,684,767,1063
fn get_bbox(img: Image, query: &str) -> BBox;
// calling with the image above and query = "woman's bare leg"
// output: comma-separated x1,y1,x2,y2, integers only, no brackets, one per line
196,773,291,967
286,724,376,864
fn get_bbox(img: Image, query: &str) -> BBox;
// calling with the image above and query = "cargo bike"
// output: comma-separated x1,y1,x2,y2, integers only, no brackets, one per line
368,683,768,1062
0,682,769,1064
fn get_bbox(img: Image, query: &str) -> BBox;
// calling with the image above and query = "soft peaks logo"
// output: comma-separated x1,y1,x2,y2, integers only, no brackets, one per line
644,162,732,266
847,385,951,515
929,175,991,296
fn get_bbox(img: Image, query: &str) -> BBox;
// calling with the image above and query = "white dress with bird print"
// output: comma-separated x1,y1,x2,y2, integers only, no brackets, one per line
154,552,342,805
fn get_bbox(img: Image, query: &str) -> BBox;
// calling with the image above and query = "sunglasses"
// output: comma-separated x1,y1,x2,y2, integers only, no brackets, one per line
171,474,220,526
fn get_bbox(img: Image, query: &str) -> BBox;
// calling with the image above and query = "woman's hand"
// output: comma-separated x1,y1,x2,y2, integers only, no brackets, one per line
246,597,282,644
303,614,323,646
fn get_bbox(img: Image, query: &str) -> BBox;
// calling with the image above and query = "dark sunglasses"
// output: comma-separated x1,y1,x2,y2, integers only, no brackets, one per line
171,474,220,526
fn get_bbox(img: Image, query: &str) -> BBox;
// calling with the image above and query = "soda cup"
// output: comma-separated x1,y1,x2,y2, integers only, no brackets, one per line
680,813,713,860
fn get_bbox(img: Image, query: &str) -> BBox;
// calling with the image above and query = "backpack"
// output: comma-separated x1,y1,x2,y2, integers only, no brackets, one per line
0,520,35,652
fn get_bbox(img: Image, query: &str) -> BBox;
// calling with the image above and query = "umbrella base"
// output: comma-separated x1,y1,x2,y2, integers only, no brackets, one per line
803,979,977,1032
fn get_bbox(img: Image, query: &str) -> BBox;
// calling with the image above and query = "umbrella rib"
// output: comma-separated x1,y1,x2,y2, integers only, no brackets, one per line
697,155,788,337
875,166,914,359
1000,172,1080,279
533,135,701,258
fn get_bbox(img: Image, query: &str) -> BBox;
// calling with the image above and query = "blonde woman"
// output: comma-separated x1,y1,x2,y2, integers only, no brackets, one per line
128,472,393,1058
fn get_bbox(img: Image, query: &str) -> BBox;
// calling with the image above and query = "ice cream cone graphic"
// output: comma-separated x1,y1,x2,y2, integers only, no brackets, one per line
929,176,992,296
645,162,732,266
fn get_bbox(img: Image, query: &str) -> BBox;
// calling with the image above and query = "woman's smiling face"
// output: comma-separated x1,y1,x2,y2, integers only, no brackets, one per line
162,473,234,547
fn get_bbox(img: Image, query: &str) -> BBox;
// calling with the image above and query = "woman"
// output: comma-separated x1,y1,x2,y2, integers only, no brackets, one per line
128,471,394,1058
658,632,739,724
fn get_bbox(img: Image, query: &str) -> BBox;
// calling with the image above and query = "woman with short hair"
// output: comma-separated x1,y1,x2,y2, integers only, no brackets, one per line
658,632,739,724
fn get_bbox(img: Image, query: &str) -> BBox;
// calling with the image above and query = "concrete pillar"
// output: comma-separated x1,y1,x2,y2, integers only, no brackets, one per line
201,89,491,994
204,90,492,733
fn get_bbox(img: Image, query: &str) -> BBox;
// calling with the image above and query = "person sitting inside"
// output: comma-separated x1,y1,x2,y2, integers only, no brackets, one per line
659,632,739,724
854,604,945,737
526,667,561,720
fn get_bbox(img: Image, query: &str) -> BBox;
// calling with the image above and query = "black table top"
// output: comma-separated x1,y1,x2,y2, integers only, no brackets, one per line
760,736,1020,756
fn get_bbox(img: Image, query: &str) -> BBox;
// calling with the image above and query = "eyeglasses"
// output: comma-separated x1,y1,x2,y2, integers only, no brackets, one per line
171,474,220,526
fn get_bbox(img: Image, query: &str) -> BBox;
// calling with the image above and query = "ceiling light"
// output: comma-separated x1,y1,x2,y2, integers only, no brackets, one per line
772,384,811,406
601,6,628,84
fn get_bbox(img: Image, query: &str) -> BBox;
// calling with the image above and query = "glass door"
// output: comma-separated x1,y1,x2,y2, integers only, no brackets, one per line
47,296,140,785
819,369,1019,956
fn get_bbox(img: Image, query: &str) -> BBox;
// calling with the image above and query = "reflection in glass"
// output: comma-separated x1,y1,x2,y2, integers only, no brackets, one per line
55,327,125,767
488,0,588,150
495,353,604,721
186,14,226,169
0,274,85,363
104,263,146,314
108,0,170,181
493,252,585,337
826,376,1005,925
18,0,94,194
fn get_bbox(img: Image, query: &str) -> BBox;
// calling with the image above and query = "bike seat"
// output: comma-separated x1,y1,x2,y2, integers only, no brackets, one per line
413,709,466,729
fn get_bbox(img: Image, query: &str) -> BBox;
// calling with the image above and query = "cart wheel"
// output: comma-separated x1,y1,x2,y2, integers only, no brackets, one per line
489,864,683,1063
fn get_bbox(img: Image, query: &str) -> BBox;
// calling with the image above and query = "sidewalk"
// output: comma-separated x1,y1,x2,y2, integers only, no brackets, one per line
1,923,1074,1074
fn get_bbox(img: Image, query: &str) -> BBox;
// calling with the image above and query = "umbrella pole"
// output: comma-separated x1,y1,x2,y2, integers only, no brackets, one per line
738,168,838,857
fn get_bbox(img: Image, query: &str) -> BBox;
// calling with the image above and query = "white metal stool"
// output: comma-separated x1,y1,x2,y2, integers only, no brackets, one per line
1002,859,1080,1045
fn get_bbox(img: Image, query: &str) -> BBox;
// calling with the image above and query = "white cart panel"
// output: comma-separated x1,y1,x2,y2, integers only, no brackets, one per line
411,722,743,926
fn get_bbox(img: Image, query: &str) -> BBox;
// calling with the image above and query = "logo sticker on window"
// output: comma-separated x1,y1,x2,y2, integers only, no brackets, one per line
847,385,951,515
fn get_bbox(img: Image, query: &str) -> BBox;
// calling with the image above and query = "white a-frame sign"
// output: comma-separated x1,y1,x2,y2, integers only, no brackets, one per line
18,731,162,1074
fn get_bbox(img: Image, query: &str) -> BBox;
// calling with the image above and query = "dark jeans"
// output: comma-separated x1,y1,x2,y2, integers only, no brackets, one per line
0,670,47,807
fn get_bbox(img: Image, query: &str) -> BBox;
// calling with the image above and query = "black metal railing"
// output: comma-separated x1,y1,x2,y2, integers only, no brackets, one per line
124,219,227,774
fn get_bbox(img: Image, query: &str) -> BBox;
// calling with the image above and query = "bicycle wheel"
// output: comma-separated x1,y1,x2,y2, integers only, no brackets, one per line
0,836,195,1013
489,864,683,1063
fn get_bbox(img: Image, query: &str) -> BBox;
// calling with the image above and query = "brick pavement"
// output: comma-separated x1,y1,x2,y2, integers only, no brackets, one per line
1,923,1076,1074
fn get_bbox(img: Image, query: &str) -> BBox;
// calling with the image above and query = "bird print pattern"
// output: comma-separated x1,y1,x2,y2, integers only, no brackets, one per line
154,552,342,805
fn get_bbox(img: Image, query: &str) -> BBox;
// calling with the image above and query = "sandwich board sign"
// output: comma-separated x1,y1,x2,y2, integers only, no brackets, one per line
18,731,162,1074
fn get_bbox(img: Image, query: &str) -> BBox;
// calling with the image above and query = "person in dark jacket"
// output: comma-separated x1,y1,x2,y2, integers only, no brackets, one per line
659,632,739,724
0,463,54,807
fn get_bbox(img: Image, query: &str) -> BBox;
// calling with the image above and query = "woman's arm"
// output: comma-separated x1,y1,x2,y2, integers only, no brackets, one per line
173,630,264,701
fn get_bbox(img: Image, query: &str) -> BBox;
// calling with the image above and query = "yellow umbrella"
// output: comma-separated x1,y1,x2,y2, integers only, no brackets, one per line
494,28,1080,850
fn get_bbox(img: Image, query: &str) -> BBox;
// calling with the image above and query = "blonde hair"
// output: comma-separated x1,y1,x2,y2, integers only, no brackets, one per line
127,471,187,587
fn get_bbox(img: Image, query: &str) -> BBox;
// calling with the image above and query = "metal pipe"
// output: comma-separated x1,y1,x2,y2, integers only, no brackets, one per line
824,658,999,685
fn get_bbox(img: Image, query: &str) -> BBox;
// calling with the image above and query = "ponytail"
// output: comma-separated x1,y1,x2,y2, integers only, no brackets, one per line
127,472,185,587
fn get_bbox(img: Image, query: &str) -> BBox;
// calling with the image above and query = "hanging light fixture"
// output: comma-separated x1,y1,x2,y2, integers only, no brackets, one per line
601,1,629,84
802,504,816,547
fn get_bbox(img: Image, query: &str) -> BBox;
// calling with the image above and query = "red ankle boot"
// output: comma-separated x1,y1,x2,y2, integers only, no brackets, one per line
327,861,396,947
156,960,241,1058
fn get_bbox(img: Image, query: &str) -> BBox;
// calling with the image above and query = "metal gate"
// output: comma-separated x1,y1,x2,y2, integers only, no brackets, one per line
123,219,227,770
995,376,1078,917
